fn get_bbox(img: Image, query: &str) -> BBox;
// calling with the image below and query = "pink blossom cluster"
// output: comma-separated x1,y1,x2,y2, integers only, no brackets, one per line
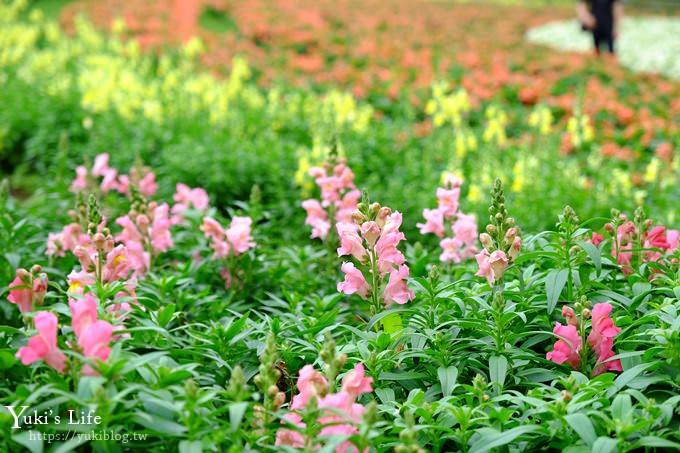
47,223,90,257
16,295,115,376
337,207,414,306
302,160,361,240
546,303,622,376
201,216,256,258
71,153,157,197
201,216,256,288
115,202,174,276
276,363,373,452
171,183,210,224
592,218,680,275
475,227,521,285
417,175,479,263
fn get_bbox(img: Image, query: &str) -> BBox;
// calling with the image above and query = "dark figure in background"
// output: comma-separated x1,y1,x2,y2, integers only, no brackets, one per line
577,0,623,54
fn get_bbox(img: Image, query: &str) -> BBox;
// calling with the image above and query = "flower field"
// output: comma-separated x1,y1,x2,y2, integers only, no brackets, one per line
1,0,679,451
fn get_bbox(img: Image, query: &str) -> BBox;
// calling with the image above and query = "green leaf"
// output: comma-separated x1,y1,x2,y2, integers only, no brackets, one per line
591,437,618,453
469,426,542,453
575,241,601,275
11,431,43,453
611,394,632,423
157,303,176,327
634,436,680,449
489,356,508,388
0,349,18,370
229,402,248,432
545,268,568,314
179,440,203,453
607,363,654,397
437,366,458,396
380,312,403,334
565,413,597,446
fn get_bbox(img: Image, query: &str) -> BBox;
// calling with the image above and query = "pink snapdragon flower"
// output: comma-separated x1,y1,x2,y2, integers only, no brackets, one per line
291,364,329,410
138,172,158,197
475,250,509,284
7,269,47,314
337,263,370,298
70,166,88,192
546,323,581,368
337,222,367,261
172,183,209,222
417,208,446,237
337,206,413,308
225,217,256,255
276,362,372,452
420,179,478,263
302,199,331,240
102,245,133,283
16,312,66,373
341,363,374,398
69,294,99,338
78,320,114,376
436,187,460,217
46,223,90,257
587,303,622,375
383,265,414,305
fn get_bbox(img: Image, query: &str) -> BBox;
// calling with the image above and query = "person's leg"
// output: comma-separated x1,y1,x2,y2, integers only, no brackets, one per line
592,31,601,55
607,34,615,54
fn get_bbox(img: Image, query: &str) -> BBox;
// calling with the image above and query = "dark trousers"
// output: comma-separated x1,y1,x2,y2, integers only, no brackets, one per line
593,30,614,54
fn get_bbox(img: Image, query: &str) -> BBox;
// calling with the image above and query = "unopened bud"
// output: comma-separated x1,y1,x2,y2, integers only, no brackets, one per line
479,233,494,250
93,232,106,249
581,308,591,319
376,207,392,227
643,219,653,229
561,390,572,401
30,264,42,274
486,224,497,234
352,211,367,225
604,223,615,233
369,202,381,215
17,268,30,280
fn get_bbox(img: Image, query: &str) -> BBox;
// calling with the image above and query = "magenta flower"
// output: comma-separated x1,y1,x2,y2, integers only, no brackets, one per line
16,312,66,373
546,323,581,367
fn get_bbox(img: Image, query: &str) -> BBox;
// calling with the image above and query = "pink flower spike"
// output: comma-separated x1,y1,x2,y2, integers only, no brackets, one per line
138,172,158,197
16,311,66,373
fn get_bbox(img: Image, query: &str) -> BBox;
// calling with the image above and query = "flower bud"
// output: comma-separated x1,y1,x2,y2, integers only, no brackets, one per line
508,236,521,260
581,308,591,319
93,233,106,249
30,264,42,274
486,224,497,234
562,306,578,326
561,390,572,401
352,210,367,225
369,202,381,215
504,227,517,242
604,223,615,233
479,233,494,250
361,221,381,246
16,268,30,281
376,207,392,227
